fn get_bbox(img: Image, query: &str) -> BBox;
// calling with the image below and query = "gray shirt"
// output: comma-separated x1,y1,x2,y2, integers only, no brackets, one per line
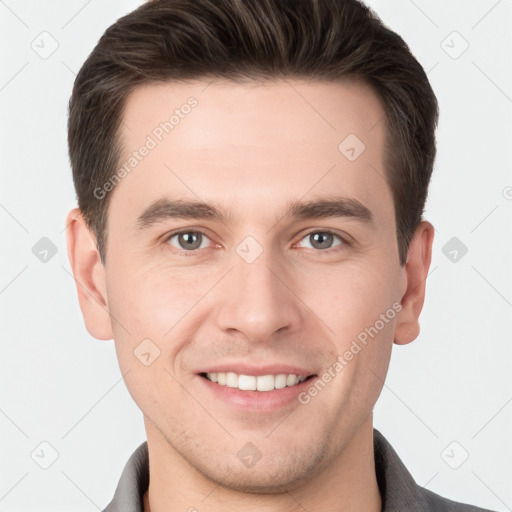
103,428,495,512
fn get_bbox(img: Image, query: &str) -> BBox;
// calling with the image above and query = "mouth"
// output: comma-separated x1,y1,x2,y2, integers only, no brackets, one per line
199,371,317,392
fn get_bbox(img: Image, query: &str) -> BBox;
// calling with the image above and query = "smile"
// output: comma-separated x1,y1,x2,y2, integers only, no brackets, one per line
200,372,315,391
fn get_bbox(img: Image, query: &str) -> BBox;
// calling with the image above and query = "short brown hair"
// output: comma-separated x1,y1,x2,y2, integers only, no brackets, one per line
67,0,439,266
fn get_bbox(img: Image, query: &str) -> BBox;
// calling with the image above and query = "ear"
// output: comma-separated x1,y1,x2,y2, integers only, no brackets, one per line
65,208,113,340
394,220,435,345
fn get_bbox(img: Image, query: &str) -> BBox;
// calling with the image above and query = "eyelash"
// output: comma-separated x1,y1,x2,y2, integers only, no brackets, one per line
164,228,350,256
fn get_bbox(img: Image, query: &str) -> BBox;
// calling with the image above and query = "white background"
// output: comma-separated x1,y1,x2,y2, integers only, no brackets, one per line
0,0,511,510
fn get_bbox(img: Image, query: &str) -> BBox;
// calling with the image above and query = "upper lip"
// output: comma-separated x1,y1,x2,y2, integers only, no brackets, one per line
198,363,317,378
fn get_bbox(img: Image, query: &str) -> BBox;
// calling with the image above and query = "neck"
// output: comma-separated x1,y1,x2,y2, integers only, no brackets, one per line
142,415,381,512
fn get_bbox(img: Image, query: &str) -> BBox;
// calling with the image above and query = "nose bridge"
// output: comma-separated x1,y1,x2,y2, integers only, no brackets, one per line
215,237,302,341
236,244,283,305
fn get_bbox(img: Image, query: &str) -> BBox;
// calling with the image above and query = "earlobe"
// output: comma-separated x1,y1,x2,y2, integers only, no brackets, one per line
393,220,435,346
65,208,114,340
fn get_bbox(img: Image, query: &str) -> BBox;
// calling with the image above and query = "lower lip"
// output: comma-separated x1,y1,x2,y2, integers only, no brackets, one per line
198,375,315,412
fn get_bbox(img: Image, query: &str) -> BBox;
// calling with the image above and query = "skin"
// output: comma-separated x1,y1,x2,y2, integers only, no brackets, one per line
66,78,434,512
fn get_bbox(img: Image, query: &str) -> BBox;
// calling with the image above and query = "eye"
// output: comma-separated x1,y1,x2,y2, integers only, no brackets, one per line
166,230,213,253
164,228,348,256
295,230,346,252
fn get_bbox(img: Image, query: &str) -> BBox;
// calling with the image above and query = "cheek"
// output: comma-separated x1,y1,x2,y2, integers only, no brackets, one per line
105,263,199,412
302,260,399,342
308,264,397,415
107,260,204,330
328,263,398,395
106,262,218,380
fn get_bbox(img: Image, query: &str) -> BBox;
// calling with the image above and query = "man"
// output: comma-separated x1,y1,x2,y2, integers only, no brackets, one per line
65,0,496,511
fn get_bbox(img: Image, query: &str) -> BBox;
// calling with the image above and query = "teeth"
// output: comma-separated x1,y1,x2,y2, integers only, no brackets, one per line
205,372,307,391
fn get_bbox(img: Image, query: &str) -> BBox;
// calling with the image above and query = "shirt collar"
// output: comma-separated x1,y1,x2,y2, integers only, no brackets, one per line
103,439,149,512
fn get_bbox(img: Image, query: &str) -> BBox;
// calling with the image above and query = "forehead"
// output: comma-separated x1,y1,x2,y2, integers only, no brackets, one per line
110,78,392,230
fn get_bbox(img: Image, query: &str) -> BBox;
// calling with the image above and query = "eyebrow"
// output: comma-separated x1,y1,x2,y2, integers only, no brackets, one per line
135,195,374,230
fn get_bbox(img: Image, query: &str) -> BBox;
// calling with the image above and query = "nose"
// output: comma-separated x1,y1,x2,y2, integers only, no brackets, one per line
214,246,304,344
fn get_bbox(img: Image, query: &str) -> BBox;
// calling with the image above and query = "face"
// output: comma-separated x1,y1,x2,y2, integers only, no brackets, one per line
71,78,425,492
